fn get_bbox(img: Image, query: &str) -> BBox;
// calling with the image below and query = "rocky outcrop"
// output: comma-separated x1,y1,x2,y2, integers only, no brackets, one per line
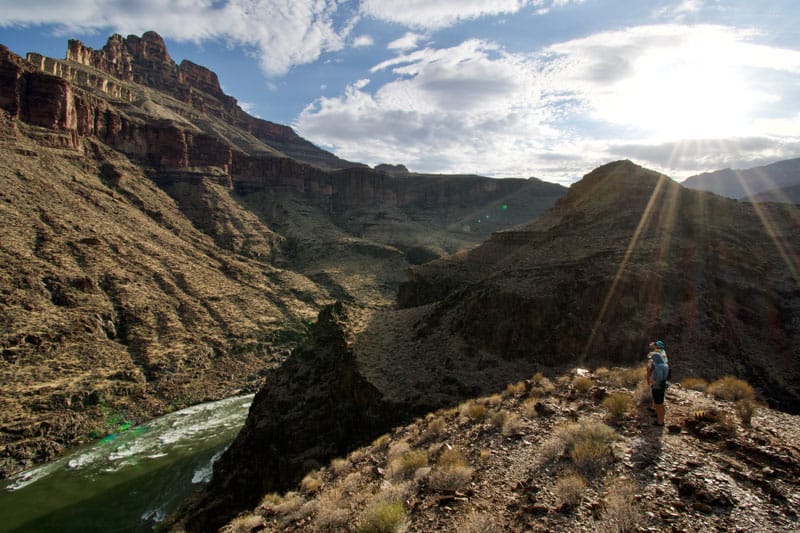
181,303,432,531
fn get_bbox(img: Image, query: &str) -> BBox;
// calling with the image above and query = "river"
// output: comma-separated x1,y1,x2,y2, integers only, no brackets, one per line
0,394,254,532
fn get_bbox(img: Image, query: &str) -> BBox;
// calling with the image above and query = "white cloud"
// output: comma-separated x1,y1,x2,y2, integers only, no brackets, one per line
387,32,428,51
296,24,800,182
360,0,583,30
352,34,374,47
0,0,354,76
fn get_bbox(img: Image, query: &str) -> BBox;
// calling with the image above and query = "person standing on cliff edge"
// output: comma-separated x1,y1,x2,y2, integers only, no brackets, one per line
646,340,669,427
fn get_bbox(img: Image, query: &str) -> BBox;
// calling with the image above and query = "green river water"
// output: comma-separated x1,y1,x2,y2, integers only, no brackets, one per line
0,394,254,532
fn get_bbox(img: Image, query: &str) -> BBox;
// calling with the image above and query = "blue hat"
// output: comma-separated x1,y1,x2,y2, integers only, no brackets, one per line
655,340,665,349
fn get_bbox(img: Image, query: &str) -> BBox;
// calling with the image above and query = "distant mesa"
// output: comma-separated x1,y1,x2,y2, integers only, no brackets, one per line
682,157,800,200
375,163,409,175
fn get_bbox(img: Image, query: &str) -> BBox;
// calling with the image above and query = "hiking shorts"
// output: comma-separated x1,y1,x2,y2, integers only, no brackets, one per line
651,386,666,405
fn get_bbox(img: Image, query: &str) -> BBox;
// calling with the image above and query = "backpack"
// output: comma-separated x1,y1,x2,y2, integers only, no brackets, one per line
651,351,669,387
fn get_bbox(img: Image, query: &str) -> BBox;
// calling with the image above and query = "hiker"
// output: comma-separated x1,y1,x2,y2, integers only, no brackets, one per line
646,340,670,426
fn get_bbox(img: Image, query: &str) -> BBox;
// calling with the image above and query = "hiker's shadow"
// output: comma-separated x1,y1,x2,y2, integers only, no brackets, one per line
627,410,665,486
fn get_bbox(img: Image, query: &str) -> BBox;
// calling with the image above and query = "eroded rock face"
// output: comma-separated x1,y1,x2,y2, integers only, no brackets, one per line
181,303,429,532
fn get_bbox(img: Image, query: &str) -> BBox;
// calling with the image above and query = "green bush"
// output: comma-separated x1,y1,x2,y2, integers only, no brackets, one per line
356,500,406,533
707,376,755,402
602,392,633,421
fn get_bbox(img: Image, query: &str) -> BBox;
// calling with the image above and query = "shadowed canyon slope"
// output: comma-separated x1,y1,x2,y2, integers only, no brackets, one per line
181,160,800,530
0,33,566,477
682,157,800,200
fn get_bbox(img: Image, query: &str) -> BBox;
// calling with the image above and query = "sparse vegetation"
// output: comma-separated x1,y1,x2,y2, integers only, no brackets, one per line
331,457,351,475
707,376,755,402
573,376,593,392
611,366,646,389
522,398,539,419
429,447,473,492
594,367,610,377
556,419,618,474
451,511,501,533
356,500,406,533
501,413,525,437
388,449,428,480
224,513,263,533
602,392,633,422
601,476,638,532
735,398,757,426
554,472,587,509
300,470,324,494
482,393,503,406
489,409,509,429
314,487,350,530
372,434,391,451
459,400,487,421
506,381,526,396
418,416,446,444
681,377,708,392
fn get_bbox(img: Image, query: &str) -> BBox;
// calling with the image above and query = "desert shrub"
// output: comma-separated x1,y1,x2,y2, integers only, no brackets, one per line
301,470,324,494
490,409,509,429
707,376,755,402
594,367,610,377
611,366,646,389
263,491,304,515
602,392,633,422
522,398,539,419
735,398,757,426
418,416,446,444
681,377,708,392
482,393,503,406
554,472,587,509
502,413,525,437
314,487,350,530
573,376,594,392
601,476,638,533
341,472,365,495
451,511,500,533
459,400,487,421
330,457,351,475
356,500,406,533
224,513,264,533
372,434,391,451
387,440,411,458
506,381,527,396
633,382,651,407
531,371,545,384
388,449,428,480
558,420,618,474
429,448,473,492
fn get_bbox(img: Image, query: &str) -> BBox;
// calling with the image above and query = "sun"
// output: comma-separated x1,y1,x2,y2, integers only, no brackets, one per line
598,39,766,140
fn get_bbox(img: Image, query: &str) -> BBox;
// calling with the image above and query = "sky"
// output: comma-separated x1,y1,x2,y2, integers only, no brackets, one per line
0,0,799,185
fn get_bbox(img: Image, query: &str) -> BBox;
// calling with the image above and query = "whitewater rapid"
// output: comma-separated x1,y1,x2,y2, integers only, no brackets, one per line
0,394,254,532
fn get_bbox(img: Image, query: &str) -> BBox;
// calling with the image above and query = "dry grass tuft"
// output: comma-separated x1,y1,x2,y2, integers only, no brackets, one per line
429,447,473,492
610,366,646,389
681,377,708,392
331,457,351,475
356,500,406,533
554,472,587,509
371,434,391,451
602,392,633,422
489,409,509,429
224,513,264,533
482,393,503,407
707,376,755,402
522,398,539,419
387,440,411,459
314,486,350,530
452,510,501,533
418,416,446,444
388,449,428,480
300,470,324,494
573,376,594,392
506,381,527,396
735,398,757,426
459,400,487,422
601,476,638,532
501,413,525,437
262,491,304,516
594,367,610,377
555,419,618,474
531,371,546,384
